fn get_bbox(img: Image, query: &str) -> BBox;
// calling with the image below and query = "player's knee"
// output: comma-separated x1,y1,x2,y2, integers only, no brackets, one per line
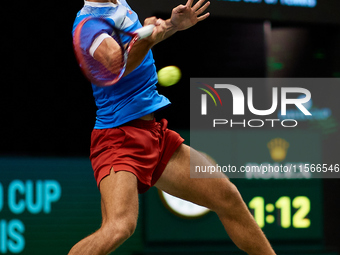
116,219,136,240
101,218,137,247
213,181,244,214
117,220,136,240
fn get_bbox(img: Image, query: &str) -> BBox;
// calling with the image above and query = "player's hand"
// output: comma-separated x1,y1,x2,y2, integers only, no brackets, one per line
170,0,210,31
142,17,168,45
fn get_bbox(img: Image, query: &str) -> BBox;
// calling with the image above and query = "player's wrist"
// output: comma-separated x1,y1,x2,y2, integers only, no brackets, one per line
164,18,178,33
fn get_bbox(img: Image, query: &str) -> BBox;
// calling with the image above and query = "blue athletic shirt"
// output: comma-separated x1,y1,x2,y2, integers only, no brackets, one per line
72,1,171,128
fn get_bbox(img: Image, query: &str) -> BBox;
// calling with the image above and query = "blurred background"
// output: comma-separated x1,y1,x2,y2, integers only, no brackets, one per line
1,0,340,254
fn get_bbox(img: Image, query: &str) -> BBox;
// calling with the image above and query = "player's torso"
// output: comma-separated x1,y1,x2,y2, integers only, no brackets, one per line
72,1,169,128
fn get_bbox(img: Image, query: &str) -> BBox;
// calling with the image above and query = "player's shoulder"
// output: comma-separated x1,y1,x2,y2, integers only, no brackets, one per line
72,2,113,34
72,0,139,35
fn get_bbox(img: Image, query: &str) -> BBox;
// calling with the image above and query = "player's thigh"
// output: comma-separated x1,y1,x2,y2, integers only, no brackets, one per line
99,169,139,230
155,144,238,212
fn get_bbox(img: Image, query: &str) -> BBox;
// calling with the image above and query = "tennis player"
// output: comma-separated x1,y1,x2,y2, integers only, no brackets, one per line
70,0,276,254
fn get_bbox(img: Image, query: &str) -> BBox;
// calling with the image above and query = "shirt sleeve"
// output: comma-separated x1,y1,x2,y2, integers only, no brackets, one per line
89,33,112,57
78,17,114,56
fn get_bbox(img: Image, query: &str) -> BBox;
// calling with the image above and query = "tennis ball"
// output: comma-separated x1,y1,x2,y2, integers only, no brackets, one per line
157,66,181,87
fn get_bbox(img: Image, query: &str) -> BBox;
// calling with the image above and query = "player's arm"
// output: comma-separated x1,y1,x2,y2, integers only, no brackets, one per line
159,0,210,40
92,35,124,75
142,0,210,46
92,33,154,77
92,17,159,77
125,0,210,73
93,0,210,76
91,17,165,77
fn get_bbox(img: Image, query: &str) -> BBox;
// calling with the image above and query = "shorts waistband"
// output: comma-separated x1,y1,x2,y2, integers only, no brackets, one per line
122,118,158,129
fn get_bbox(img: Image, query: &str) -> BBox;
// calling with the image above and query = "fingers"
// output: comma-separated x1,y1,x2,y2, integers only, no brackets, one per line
173,4,187,14
186,0,194,8
195,1,210,15
170,0,210,31
144,16,158,26
155,18,163,26
176,0,210,17
142,17,162,44
189,0,210,23
148,18,167,44
192,0,210,12
197,12,210,22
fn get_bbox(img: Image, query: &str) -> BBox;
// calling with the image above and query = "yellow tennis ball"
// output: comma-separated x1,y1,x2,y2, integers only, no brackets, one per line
157,66,181,87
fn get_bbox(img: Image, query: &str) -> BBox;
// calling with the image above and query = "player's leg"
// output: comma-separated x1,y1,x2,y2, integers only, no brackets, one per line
68,169,139,255
155,144,275,255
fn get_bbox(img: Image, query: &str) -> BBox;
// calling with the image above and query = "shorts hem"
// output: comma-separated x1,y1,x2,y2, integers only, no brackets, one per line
150,136,185,189
97,164,150,193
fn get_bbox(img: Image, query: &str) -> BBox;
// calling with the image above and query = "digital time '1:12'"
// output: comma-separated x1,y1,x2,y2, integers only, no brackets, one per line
248,196,311,229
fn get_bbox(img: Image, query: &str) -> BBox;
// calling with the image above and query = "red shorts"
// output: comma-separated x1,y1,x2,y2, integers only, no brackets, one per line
89,118,184,193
